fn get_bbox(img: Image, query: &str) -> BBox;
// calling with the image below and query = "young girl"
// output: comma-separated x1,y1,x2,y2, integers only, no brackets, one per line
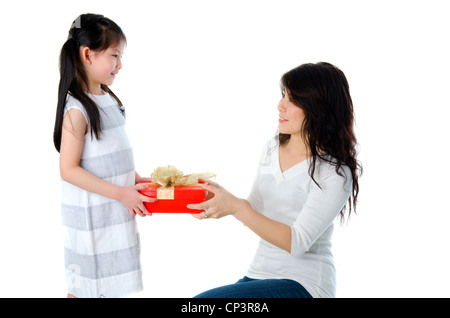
53,14,156,298
188,62,362,298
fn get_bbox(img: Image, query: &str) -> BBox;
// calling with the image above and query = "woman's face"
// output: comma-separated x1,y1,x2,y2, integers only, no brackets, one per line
277,88,305,135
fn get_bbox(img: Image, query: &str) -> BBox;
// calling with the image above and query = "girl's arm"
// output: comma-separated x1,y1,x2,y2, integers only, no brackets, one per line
187,181,292,253
135,171,151,183
135,171,142,183
59,108,155,216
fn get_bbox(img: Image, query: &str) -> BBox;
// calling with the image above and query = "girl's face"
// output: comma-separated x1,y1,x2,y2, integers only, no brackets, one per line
277,88,306,135
83,40,125,91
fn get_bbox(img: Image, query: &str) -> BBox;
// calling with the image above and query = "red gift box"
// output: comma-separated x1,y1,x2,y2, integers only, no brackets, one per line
138,180,206,213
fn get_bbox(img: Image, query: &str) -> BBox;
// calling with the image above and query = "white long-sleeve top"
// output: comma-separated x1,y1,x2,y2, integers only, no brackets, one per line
246,138,352,298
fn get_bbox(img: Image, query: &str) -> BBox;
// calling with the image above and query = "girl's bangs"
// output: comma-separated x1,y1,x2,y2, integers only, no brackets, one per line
98,27,126,51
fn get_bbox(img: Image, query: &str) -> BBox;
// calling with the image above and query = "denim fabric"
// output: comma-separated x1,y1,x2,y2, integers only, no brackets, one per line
194,276,313,298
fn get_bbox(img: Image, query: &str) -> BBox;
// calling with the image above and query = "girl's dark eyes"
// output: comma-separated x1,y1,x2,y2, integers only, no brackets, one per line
112,55,118,58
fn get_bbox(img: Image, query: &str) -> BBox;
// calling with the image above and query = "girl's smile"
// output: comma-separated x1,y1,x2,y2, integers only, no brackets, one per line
81,41,125,94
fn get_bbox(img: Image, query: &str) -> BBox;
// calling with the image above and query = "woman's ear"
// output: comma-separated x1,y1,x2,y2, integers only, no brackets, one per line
79,46,92,64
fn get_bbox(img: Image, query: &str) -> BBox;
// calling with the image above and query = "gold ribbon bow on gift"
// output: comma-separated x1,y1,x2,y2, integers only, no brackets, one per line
146,165,216,199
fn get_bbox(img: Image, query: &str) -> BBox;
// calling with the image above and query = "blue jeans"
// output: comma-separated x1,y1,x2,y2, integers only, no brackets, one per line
194,276,313,298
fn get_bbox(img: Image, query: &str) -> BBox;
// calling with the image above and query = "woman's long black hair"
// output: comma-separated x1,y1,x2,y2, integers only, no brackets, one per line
53,13,126,152
279,62,362,220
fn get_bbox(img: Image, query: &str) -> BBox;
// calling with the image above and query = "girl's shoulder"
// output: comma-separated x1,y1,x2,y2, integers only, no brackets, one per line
64,94,88,121
65,94,83,108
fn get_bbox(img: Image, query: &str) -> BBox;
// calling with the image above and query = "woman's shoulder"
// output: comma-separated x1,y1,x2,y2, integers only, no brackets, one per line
261,136,279,152
256,136,277,165
314,155,352,189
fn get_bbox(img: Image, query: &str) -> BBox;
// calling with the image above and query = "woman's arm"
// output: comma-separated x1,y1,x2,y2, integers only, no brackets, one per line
289,166,352,256
187,181,293,253
59,108,155,216
188,165,352,256
233,198,292,253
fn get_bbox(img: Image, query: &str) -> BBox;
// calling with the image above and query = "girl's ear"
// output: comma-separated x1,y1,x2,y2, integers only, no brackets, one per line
80,46,93,65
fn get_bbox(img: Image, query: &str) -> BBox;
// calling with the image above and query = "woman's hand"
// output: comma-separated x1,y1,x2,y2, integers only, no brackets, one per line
117,184,157,217
188,180,292,253
187,180,246,220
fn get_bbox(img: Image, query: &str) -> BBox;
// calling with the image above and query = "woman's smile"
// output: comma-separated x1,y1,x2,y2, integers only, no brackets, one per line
279,114,288,124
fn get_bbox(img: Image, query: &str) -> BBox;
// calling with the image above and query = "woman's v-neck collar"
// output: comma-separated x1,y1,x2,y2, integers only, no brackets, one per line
273,142,310,184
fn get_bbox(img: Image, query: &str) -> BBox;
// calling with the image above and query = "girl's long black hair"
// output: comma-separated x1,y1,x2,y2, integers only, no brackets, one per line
53,13,126,152
279,62,362,220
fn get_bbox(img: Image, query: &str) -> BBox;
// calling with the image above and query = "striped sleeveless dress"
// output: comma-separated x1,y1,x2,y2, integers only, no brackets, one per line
61,92,142,298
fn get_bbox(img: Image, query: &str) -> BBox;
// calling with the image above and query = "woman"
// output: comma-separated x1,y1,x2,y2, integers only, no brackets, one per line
188,62,362,298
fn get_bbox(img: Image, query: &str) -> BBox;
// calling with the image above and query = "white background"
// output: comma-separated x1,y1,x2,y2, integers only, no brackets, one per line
1,0,449,298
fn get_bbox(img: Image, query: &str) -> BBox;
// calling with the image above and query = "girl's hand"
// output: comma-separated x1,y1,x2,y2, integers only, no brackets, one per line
187,180,245,220
118,184,157,217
